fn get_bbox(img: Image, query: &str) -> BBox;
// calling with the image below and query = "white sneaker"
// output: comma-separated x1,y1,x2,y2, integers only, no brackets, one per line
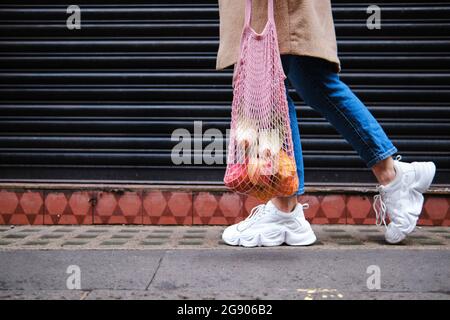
373,155,436,244
222,200,317,247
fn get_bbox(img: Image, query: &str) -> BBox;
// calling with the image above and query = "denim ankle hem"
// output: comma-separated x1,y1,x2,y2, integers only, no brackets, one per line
365,146,398,168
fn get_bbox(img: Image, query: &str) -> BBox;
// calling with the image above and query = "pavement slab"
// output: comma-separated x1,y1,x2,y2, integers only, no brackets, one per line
0,225,449,250
0,225,449,300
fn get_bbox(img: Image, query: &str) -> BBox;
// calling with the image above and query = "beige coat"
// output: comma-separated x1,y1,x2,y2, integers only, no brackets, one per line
216,0,340,72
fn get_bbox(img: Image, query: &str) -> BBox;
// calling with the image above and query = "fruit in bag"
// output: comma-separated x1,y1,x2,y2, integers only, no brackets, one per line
235,117,257,155
258,129,281,158
223,162,253,194
250,185,274,202
247,157,274,186
223,0,297,201
274,151,299,196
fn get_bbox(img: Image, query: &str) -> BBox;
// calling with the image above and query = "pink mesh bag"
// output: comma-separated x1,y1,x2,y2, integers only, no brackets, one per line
224,0,299,201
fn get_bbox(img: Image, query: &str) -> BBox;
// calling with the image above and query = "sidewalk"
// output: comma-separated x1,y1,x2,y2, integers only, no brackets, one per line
0,225,449,300
0,225,449,249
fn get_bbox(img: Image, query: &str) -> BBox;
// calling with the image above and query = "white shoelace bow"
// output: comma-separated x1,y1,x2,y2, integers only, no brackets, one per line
236,204,266,231
373,154,402,227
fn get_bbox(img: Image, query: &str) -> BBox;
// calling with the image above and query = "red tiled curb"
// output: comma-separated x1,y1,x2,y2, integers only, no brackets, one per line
346,195,376,225
45,190,93,225
94,191,142,225
420,196,450,226
299,194,346,225
0,189,44,225
193,192,243,225
0,188,449,226
143,191,192,225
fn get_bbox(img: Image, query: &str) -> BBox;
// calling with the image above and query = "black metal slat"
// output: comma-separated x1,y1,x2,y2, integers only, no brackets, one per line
0,0,449,185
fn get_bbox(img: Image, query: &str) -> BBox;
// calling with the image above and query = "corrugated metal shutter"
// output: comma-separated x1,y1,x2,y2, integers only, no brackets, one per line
0,0,449,186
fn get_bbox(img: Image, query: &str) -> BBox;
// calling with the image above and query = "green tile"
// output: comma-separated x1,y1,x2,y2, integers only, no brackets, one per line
178,240,203,245
111,234,134,239
336,240,363,246
85,229,108,233
152,229,173,233
75,234,98,239
62,241,88,246
100,241,126,246
53,228,75,233
358,229,381,233
23,241,49,246
415,240,444,246
183,234,205,239
40,234,64,239
186,229,207,234
146,234,171,239
366,238,386,245
324,229,346,233
367,235,385,241
329,234,353,239
141,240,166,246
3,234,29,239
427,229,449,234
408,235,429,240
119,229,140,233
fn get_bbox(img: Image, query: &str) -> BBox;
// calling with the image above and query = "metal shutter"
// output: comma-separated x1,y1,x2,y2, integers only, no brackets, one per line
0,0,449,186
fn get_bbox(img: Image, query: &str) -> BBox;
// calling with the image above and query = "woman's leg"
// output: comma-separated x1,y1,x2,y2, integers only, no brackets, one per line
283,55,398,176
271,59,306,213
371,157,396,185
271,54,399,213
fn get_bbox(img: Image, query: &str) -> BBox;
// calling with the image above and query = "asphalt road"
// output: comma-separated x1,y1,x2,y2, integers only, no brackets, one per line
0,248,449,300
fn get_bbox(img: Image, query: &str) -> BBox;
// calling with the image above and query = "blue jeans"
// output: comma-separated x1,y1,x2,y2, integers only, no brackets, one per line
281,55,398,195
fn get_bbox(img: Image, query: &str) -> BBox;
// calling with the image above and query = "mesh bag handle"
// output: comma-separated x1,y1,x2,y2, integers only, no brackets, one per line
233,0,277,87
224,0,299,201
245,0,275,26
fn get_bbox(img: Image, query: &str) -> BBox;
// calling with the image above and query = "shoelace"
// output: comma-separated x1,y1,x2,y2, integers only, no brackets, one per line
236,202,310,232
236,204,266,232
372,154,402,227
373,187,387,227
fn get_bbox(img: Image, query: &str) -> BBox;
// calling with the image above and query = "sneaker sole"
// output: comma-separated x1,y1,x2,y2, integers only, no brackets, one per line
222,229,317,247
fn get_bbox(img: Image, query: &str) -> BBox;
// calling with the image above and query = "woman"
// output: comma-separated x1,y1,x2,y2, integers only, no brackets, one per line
216,0,436,245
